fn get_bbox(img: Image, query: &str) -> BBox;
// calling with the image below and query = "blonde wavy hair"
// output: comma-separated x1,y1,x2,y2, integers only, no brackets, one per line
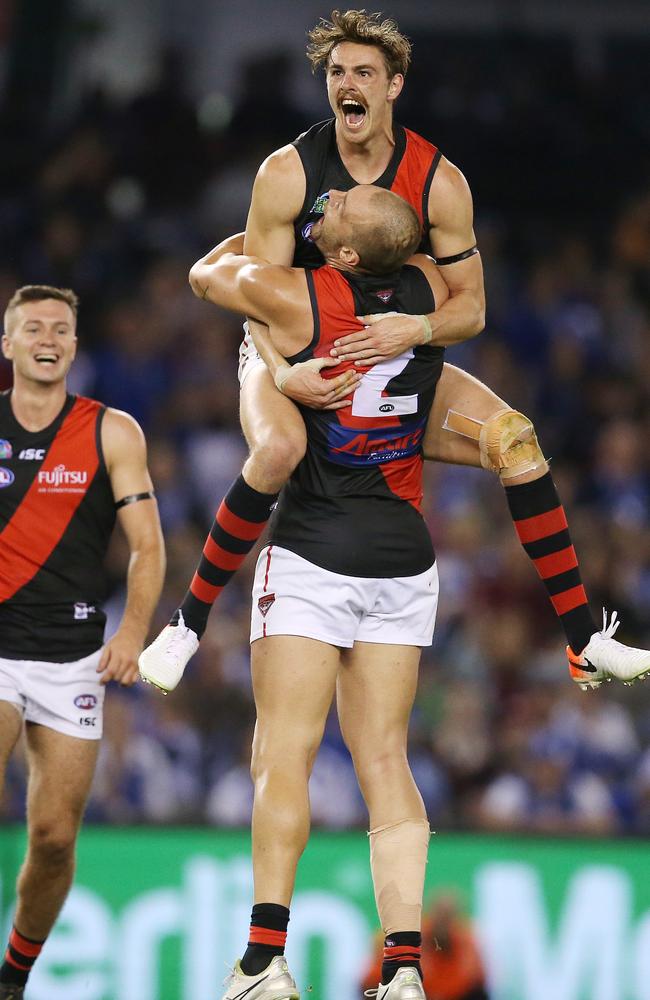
307,9,412,79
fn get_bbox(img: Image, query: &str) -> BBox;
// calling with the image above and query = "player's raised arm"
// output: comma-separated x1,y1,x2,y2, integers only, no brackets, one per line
243,145,305,263
243,147,345,404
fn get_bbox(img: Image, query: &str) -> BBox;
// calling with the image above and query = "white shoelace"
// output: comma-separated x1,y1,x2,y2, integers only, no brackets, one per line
598,608,620,641
161,622,197,665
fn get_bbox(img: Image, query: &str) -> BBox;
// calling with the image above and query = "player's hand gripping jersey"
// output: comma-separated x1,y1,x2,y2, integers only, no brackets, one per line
270,263,444,578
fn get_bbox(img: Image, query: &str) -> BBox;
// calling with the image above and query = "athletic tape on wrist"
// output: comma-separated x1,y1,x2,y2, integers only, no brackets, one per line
274,365,293,394
419,315,433,344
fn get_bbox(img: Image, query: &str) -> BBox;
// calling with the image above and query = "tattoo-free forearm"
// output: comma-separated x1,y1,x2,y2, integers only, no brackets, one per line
118,540,165,644
426,288,485,346
189,233,246,298
247,317,288,379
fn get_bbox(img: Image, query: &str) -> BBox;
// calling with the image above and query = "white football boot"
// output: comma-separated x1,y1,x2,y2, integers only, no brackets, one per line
364,967,425,1000
567,610,650,690
220,956,299,1000
138,612,199,693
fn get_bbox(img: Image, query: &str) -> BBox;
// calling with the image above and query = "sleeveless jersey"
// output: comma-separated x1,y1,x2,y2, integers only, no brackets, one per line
270,264,444,578
0,392,116,662
292,119,441,269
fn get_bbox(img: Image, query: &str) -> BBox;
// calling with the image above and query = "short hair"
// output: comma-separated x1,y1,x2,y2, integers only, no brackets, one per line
4,285,79,332
307,9,412,79
353,190,421,274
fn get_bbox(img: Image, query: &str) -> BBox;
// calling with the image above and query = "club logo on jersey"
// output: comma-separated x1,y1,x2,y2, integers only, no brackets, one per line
375,289,394,304
258,593,276,617
74,693,98,710
0,467,15,487
74,602,96,620
18,448,46,460
0,439,12,459
37,463,88,492
310,192,330,215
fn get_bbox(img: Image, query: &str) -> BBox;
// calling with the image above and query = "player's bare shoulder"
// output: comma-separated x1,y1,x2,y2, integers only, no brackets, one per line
427,155,474,230
253,143,306,222
101,407,147,468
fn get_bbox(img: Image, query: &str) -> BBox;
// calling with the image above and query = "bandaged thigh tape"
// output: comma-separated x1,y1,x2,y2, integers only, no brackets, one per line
444,407,546,479
368,818,430,933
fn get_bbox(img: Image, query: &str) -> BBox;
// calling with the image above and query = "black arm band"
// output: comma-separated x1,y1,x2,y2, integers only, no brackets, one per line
115,491,155,510
435,246,479,266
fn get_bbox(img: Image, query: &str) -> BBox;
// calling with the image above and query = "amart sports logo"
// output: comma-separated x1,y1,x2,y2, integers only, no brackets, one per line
37,463,88,492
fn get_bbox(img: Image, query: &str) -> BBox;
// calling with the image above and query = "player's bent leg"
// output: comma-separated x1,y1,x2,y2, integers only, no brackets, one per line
423,363,510,468
423,364,650,686
0,726,98,995
240,365,307,495
139,368,308,694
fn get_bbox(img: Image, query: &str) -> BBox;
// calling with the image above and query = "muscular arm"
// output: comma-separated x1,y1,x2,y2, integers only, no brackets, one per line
242,146,356,406
99,410,166,685
189,232,305,337
331,157,485,364
243,145,305,376
425,156,485,341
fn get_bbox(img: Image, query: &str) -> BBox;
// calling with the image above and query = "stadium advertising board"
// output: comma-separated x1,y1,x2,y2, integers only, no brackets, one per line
1,830,649,1000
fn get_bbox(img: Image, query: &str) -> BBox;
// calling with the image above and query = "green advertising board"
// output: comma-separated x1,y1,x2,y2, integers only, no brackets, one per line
1,827,649,1000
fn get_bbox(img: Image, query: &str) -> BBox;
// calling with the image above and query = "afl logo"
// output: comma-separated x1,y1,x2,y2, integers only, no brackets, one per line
0,467,15,488
74,694,98,710
302,221,314,241
379,403,395,413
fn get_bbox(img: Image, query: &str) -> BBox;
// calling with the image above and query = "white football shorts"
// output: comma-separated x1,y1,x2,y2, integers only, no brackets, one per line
0,649,105,740
238,321,266,387
251,545,439,648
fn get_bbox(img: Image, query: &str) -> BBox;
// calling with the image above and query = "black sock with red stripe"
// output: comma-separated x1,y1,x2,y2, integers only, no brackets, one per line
240,903,290,976
175,475,278,638
381,931,422,985
505,472,597,655
0,926,45,987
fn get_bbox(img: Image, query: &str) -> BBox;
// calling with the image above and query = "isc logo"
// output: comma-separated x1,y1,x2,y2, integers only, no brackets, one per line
19,448,46,460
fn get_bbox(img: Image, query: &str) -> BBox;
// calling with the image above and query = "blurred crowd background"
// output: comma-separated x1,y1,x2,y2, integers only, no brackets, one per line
1,1,649,836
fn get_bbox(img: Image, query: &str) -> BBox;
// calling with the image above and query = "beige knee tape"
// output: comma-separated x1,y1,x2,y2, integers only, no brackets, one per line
445,407,546,479
368,818,430,934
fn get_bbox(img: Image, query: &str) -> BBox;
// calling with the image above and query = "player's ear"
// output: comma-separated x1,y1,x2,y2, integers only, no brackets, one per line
387,74,404,102
1,333,12,359
339,245,360,267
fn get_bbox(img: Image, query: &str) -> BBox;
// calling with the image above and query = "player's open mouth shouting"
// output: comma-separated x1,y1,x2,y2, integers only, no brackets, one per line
339,95,367,131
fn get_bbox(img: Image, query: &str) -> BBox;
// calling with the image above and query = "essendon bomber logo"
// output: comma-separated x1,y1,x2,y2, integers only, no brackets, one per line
258,593,276,617
38,463,88,493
